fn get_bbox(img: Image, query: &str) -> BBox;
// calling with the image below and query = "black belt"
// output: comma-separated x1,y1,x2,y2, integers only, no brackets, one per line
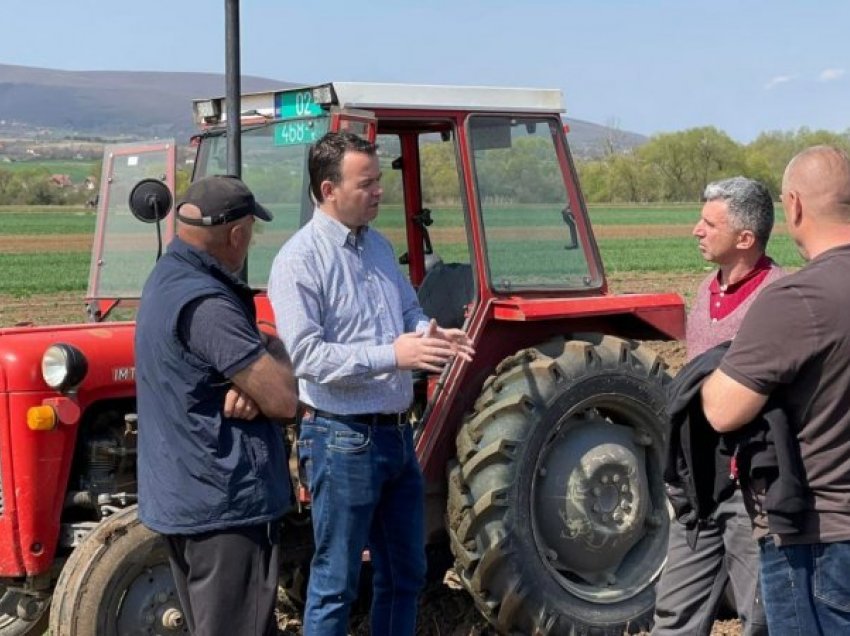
305,407,408,427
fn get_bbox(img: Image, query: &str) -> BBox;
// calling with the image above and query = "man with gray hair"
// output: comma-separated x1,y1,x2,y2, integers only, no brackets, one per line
652,176,782,635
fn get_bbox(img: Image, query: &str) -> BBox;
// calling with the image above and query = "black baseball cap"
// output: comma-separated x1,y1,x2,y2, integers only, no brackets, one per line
177,175,273,226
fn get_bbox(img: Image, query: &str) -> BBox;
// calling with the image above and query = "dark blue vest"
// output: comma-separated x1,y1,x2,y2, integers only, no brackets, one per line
136,237,290,534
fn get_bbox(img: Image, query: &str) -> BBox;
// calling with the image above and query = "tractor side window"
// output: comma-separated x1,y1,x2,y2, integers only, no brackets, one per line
416,130,473,329
371,133,405,263
419,131,469,268
468,115,599,291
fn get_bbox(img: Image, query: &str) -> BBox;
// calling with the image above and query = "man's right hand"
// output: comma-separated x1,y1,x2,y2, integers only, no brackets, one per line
394,332,457,372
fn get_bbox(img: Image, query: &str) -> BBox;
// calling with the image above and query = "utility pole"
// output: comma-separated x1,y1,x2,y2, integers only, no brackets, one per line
225,0,241,177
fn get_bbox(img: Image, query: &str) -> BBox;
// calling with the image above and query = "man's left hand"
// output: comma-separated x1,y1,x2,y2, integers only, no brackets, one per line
426,319,476,362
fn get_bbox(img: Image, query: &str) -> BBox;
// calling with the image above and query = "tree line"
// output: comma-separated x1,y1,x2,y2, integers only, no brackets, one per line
0,166,95,206
576,126,850,203
3,125,849,207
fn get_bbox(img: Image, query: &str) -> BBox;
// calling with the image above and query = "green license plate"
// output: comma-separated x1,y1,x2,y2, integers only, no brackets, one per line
273,119,328,147
277,89,325,119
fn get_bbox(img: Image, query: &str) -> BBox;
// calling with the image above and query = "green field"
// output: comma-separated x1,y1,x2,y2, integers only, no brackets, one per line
0,203,804,299
0,206,95,234
0,252,91,296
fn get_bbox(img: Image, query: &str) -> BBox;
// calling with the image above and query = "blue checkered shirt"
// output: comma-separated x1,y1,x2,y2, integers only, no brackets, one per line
268,208,429,414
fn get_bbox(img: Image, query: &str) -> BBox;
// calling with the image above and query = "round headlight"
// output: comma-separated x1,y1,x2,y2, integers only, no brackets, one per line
42,344,88,392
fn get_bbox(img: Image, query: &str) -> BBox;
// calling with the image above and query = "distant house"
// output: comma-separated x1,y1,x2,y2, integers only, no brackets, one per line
49,174,73,188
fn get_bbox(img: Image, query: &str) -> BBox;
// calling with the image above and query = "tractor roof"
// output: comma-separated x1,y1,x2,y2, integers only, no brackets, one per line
193,81,565,126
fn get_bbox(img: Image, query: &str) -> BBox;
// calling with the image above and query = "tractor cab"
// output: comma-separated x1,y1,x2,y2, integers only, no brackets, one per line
88,81,682,340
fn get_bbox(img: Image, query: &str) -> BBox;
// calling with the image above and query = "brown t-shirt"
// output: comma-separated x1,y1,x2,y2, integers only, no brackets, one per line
719,244,850,545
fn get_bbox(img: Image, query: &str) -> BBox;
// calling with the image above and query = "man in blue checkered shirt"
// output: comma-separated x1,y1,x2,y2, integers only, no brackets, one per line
269,132,474,636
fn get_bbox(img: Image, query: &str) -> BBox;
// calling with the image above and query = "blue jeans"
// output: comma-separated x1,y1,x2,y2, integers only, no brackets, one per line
759,537,850,634
298,414,426,636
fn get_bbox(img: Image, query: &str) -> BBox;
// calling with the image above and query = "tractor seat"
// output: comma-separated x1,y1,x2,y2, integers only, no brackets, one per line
417,262,474,329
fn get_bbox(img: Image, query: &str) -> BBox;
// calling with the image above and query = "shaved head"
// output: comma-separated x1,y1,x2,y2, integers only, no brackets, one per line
178,203,231,248
177,203,253,273
783,145,850,222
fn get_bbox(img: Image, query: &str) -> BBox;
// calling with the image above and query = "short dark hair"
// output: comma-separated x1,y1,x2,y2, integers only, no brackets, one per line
308,132,378,203
703,176,775,249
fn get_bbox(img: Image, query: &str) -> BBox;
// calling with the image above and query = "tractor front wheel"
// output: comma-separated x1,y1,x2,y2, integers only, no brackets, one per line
447,334,671,635
49,505,186,636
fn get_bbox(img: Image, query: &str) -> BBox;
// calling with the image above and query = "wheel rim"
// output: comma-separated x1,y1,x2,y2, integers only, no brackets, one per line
115,560,187,635
531,391,668,604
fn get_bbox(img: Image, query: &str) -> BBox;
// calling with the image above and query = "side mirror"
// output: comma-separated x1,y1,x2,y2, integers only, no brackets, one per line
128,178,173,223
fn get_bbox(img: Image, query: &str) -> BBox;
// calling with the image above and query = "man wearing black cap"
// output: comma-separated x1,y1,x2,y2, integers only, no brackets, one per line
136,175,298,636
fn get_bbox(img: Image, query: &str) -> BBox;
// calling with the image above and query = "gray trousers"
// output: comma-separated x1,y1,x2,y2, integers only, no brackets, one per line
652,489,767,636
165,522,281,636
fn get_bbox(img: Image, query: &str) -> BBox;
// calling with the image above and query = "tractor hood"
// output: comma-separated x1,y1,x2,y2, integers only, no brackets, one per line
0,322,137,395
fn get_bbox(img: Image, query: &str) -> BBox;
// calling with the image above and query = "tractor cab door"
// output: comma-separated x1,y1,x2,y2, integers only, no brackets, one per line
86,140,177,321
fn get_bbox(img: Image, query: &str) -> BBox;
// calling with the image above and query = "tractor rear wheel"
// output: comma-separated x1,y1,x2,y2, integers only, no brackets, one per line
447,334,671,635
49,505,186,636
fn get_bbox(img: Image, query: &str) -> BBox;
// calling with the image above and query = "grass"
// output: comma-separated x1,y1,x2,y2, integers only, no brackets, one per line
599,234,804,273
0,204,804,300
0,252,90,295
0,206,95,234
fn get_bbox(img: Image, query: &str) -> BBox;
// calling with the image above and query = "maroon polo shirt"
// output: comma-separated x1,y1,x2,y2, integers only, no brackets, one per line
709,255,774,321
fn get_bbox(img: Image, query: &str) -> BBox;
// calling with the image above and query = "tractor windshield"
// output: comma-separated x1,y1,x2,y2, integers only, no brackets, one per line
468,115,601,291
194,119,323,288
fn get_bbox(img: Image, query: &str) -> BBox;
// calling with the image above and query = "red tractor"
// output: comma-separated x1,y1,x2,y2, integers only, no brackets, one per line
0,82,684,635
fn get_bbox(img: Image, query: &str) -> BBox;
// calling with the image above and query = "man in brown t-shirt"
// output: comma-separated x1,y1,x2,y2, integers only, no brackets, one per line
702,145,850,634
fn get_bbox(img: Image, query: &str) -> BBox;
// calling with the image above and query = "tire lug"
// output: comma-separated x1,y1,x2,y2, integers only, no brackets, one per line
592,486,601,496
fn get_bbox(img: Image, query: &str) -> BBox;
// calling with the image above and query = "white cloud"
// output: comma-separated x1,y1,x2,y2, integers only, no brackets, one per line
764,75,797,90
818,68,845,82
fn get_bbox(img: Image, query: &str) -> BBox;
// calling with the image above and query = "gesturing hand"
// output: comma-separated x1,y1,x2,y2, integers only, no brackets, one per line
429,319,475,363
394,331,457,372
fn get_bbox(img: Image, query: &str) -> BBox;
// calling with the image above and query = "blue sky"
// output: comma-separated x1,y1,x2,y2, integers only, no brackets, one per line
2,0,847,142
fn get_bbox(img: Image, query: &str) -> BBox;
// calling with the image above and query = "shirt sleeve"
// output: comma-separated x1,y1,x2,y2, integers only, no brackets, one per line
178,295,265,378
719,282,819,395
269,247,398,386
